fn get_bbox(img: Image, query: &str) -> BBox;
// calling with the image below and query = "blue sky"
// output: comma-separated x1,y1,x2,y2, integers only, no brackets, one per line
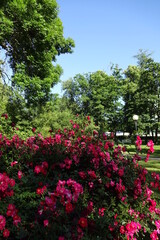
53,0,160,95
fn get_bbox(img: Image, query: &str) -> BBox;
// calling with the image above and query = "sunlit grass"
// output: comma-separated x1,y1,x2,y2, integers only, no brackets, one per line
138,159,160,202
139,160,160,170
123,143,160,201
125,144,160,158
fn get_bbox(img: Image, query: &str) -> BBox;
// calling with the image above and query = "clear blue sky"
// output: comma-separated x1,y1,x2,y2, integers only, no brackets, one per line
53,0,160,95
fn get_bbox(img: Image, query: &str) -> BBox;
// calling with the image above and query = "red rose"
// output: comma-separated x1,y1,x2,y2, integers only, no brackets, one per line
78,217,88,228
65,202,74,213
3,229,10,238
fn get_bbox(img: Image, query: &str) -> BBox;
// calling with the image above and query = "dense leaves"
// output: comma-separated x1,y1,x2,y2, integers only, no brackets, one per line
0,0,75,106
121,51,160,141
63,71,122,132
0,116,160,239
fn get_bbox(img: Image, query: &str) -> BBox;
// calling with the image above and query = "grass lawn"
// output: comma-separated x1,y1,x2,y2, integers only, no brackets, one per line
124,144,160,201
139,159,160,202
125,144,160,158
139,159,160,173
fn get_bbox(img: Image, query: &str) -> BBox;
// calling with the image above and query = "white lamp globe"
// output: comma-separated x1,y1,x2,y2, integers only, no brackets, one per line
133,115,139,121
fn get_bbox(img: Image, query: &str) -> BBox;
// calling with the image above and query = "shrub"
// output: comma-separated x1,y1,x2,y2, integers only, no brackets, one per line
0,115,160,239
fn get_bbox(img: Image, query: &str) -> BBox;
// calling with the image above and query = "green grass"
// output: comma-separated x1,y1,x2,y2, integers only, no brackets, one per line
138,159,160,202
124,144,160,201
121,143,160,201
125,144,160,158
139,159,160,173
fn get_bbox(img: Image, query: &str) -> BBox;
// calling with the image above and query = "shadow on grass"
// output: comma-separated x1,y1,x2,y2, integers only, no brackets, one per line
139,160,160,169
139,160,160,202
126,145,160,158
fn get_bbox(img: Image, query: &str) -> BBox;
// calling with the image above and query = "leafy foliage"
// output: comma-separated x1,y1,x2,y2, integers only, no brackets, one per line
0,0,75,106
112,50,160,141
63,71,122,132
0,117,159,239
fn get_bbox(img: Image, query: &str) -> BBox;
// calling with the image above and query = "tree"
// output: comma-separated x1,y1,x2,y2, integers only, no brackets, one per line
0,0,75,106
0,80,8,115
122,65,141,134
32,96,75,135
63,71,122,132
120,50,160,142
0,60,10,115
135,54,160,142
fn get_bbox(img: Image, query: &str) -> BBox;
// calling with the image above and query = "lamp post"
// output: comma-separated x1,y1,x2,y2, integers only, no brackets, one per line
133,115,139,133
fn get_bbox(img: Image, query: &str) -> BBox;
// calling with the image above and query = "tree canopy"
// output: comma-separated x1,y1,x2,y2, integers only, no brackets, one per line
0,0,75,106
0,2,160,142
116,50,160,142
63,71,122,131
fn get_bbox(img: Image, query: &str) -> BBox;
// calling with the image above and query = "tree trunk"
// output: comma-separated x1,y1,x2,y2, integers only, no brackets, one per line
155,128,158,144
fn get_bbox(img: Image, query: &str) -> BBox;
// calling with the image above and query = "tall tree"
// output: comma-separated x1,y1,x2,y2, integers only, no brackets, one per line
121,50,160,141
122,65,140,134
63,71,122,131
0,0,75,106
136,54,160,142
0,60,9,114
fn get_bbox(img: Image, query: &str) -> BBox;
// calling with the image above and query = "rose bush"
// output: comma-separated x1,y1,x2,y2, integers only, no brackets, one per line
0,114,160,239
